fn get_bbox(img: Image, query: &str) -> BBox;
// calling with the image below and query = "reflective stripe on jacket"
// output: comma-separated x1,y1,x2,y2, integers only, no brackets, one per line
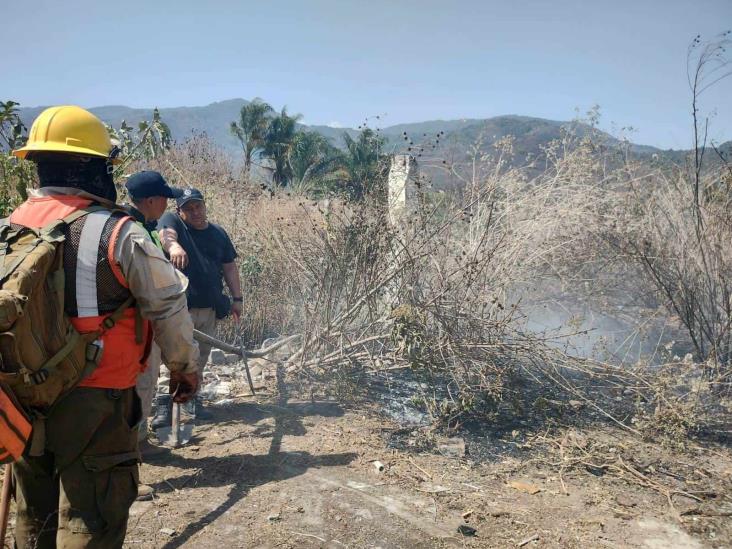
10,195,151,389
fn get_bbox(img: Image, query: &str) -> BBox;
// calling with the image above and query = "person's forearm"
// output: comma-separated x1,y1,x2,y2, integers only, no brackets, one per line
222,262,242,298
115,222,198,373
159,227,179,253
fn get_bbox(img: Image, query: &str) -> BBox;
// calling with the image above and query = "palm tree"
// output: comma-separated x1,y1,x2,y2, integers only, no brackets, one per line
0,101,26,151
230,98,274,172
340,128,386,199
262,107,302,186
288,131,342,194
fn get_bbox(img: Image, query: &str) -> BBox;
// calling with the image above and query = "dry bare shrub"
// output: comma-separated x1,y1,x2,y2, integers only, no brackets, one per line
124,130,731,440
216,134,638,427
606,164,732,372
235,194,334,343
630,360,732,444
286,132,730,437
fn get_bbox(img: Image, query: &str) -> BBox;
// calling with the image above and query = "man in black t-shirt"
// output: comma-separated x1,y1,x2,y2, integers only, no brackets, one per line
158,188,243,418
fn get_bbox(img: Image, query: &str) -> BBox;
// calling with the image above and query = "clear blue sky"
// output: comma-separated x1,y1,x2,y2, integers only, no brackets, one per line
5,0,731,149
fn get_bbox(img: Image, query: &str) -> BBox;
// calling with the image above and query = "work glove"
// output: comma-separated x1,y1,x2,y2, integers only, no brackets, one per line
170,370,198,403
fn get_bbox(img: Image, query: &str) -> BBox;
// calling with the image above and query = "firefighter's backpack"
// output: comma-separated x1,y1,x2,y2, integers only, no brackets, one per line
0,206,131,462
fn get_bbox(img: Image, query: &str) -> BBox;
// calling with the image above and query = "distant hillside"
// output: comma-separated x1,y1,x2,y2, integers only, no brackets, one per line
18,99,728,186
18,99,251,156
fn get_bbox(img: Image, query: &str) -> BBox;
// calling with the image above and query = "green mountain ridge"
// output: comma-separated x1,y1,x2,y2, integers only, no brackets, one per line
17,99,730,177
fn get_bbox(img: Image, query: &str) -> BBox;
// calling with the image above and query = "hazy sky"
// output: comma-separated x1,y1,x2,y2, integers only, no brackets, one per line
5,0,731,148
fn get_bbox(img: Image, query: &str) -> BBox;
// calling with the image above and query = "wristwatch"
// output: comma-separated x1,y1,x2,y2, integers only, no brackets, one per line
233,297,243,303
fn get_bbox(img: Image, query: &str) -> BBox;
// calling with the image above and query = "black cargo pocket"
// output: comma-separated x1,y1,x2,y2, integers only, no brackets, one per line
67,512,105,535
95,463,140,529
126,390,143,432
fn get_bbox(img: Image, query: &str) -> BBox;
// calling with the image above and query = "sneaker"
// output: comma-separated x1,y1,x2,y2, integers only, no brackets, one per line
150,394,172,430
180,398,214,421
195,404,214,421
196,395,216,420
181,398,197,419
136,483,154,501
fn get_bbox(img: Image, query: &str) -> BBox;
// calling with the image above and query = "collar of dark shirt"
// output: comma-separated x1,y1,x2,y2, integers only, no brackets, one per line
128,205,158,235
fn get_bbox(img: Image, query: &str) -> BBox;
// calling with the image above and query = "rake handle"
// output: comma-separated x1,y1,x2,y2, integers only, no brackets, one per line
0,464,12,545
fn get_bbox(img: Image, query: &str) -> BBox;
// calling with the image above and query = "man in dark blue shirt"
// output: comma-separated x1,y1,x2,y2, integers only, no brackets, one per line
158,188,242,418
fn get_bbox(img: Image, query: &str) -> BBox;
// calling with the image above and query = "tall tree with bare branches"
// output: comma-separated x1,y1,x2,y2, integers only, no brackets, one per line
687,31,732,224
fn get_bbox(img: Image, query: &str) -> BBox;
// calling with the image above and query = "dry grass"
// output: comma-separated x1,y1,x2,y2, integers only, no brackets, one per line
126,131,731,444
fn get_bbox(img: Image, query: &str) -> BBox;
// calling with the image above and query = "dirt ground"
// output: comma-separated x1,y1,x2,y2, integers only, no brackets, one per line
2,372,730,548
118,377,731,549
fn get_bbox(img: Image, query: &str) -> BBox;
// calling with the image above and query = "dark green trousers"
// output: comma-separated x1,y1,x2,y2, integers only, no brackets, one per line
13,387,141,549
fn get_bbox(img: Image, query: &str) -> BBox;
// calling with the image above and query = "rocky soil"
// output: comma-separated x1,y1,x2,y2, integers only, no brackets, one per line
2,357,730,548
123,358,732,548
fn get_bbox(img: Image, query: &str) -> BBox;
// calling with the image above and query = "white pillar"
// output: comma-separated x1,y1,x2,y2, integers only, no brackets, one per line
387,155,420,226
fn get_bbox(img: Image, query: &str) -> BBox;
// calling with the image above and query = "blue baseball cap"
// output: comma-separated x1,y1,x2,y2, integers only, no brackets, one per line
125,171,184,200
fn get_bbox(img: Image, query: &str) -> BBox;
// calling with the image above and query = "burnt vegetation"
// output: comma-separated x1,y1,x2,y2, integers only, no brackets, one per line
2,35,731,454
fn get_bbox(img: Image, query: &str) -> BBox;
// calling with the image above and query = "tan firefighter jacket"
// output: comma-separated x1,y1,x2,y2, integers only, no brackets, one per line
30,187,199,374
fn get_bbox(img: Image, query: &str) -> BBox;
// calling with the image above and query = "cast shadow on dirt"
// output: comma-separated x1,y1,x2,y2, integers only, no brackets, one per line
147,366,357,549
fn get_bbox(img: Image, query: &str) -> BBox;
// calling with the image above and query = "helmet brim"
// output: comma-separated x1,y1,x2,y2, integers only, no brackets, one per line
13,142,122,163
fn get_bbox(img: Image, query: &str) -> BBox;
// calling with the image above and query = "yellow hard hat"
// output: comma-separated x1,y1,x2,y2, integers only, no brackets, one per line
12,105,120,162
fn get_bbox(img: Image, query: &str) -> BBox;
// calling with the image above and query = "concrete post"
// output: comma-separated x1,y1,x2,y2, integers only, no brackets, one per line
387,155,420,226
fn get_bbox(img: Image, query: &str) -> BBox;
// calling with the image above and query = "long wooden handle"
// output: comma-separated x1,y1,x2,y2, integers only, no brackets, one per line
172,403,180,448
0,464,13,545
242,356,256,396
192,330,300,359
192,330,300,396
